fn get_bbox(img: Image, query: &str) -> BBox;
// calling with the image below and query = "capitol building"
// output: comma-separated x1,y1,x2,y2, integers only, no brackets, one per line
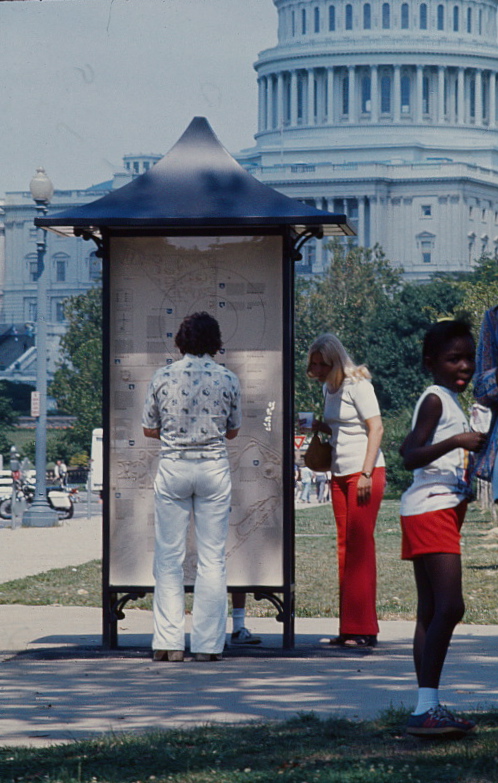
2,0,498,379
238,0,498,277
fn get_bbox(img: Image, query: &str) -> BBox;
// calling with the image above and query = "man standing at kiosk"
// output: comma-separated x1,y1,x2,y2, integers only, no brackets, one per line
142,312,241,662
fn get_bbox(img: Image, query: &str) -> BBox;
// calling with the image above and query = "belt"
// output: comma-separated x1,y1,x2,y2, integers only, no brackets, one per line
162,451,225,461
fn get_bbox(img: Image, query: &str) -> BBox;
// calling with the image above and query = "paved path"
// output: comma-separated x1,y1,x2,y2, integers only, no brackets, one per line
0,512,497,748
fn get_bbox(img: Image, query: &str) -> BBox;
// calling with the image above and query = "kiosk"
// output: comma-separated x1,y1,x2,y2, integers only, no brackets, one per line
38,117,354,649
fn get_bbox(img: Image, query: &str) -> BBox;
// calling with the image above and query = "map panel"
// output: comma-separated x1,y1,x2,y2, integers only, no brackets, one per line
108,235,284,587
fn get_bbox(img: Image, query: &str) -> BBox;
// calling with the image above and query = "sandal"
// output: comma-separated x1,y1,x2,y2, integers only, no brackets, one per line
342,635,377,648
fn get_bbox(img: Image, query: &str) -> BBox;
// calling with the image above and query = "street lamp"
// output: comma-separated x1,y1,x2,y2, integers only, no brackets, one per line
22,168,58,527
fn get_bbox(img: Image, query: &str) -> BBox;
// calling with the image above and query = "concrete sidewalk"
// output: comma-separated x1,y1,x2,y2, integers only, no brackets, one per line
0,513,497,748
0,606,497,747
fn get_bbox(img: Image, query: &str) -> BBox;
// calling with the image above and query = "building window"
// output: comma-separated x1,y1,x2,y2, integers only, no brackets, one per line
28,300,37,322
382,2,390,28
401,3,409,28
467,7,472,32
56,260,66,282
361,76,371,112
420,3,427,29
381,75,391,113
297,76,304,121
89,251,102,281
423,75,430,113
421,239,433,262
422,204,432,217
143,161,150,172
363,3,371,29
422,251,432,263
469,206,474,218
401,75,411,112
470,77,476,118
329,5,335,30
314,6,320,32
292,10,296,36
482,208,487,221
479,8,482,34
342,74,349,115
453,5,459,31
55,302,66,323
437,4,444,29
345,3,353,29
302,8,307,34
29,259,38,282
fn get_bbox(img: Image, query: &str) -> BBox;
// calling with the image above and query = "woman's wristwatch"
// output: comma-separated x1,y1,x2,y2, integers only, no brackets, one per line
361,471,372,479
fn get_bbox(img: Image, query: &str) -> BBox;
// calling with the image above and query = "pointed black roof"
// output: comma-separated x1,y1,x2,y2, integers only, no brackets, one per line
37,117,354,235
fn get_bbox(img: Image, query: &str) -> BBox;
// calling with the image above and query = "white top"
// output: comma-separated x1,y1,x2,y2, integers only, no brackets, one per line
400,384,471,516
323,378,384,477
142,354,241,458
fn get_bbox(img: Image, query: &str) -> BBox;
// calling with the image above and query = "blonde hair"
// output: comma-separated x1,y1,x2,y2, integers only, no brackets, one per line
306,333,371,392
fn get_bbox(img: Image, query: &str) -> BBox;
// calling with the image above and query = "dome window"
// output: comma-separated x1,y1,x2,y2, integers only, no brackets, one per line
437,4,444,29
420,3,428,30
453,5,459,31
346,4,353,29
401,3,409,28
314,6,320,33
363,3,371,29
382,3,390,29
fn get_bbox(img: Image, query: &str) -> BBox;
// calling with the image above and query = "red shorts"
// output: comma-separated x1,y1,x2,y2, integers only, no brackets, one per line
400,501,467,560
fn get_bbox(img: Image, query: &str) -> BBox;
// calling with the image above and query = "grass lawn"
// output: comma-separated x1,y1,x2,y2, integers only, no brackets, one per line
1,710,497,782
1,499,496,625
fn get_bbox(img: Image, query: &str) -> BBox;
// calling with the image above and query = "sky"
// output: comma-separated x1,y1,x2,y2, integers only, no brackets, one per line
0,0,277,193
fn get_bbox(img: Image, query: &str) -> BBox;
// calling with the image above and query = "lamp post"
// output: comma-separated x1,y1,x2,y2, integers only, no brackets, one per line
22,168,58,527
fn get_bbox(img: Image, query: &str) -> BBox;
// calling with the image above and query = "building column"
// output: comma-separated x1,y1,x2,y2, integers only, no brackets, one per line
257,78,264,132
476,68,483,126
277,72,284,128
394,65,401,122
327,67,334,123
371,65,378,122
490,71,496,128
348,66,356,122
438,66,446,123
358,196,366,247
416,65,423,122
306,69,314,125
458,67,465,124
290,70,298,126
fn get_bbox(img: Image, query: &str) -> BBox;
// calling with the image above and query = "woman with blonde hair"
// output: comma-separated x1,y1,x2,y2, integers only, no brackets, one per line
303,332,385,647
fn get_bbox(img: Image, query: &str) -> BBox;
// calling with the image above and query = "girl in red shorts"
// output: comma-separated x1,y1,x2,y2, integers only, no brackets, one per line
400,320,486,738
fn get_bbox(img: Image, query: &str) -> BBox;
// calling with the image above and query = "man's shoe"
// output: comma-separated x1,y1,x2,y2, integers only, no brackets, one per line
406,705,476,738
194,653,223,662
153,650,184,662
231,627,262,645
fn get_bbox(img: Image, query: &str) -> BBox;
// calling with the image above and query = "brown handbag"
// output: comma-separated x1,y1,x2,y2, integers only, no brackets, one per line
304,432,332,472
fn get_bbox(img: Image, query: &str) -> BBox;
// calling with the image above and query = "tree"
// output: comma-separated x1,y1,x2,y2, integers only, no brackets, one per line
294,241,403,416
49,285,102,453
363,278,465,413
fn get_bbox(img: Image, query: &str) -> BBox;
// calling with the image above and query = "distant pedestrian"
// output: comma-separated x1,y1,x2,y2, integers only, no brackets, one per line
299,465,313,502
400,319,485,738
472,305,498,498
54,459,67,487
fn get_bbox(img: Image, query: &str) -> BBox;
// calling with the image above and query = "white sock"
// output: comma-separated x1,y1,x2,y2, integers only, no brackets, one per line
232,607,245,634
413,687,439,715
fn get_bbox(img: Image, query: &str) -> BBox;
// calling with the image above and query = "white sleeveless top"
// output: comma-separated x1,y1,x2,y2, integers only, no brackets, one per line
400,384,471,516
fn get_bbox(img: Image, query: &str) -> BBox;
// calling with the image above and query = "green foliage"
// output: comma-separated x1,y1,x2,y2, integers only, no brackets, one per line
0,380,34,416
49,285,102,454
294,241,403,416
364,278,464,412
381,410,413,497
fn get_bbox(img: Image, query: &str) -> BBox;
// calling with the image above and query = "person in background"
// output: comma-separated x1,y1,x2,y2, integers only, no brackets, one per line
472,305,498,499
400,320,485,738
143,312,241,662
299,464,313,503
304,332,385,648
54,459,67,487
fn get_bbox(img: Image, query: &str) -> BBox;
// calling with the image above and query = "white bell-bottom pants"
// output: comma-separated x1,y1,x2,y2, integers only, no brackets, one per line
152,456,231,654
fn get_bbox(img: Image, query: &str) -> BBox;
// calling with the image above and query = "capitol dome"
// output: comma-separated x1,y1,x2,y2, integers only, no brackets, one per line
238,0,498,279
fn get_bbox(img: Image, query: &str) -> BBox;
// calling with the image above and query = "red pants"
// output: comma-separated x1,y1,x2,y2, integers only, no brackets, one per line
331,468,385,636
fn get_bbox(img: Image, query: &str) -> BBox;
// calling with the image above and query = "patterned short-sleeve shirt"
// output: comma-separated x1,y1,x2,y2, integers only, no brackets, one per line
142,353,241,457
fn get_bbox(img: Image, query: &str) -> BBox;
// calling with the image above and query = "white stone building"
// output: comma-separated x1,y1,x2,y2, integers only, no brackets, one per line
237,0,498,278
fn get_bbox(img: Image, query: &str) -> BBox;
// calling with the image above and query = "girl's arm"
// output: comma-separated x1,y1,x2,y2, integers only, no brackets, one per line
400,393,486,470
357,415,383,504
